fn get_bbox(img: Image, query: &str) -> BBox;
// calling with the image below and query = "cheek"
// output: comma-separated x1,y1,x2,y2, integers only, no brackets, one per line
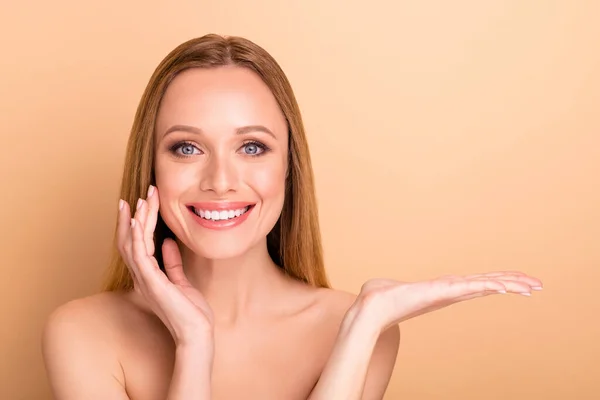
155,160,195,195
154,161,198,222
245,161,287,203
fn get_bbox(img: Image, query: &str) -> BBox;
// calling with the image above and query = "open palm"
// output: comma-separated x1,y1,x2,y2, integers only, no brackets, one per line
354,271,542,332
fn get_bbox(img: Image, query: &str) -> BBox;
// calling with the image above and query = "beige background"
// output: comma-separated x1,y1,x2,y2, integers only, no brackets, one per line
1,1,598,399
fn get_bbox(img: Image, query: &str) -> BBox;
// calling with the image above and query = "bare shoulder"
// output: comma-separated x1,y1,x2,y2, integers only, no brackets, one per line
42,290,131,360
42,291,136,399
44,290,132,327
315,287,358,313
42,291,135,347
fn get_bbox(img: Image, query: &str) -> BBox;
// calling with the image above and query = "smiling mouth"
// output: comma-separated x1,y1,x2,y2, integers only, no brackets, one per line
189,205,254,221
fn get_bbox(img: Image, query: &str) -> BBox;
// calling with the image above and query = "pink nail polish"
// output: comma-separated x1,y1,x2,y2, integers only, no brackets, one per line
148,185,155,197
130,218,136,227
532,286,543,291
137,198,143,209
119,199,124,210
521,292,531,296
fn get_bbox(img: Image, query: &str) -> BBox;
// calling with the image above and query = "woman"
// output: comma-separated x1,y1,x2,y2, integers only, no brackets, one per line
42,34,542,399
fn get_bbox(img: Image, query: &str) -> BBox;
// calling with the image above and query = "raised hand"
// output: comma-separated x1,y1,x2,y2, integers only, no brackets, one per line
350,271,543,333
309,271,543,400
117,185,214,349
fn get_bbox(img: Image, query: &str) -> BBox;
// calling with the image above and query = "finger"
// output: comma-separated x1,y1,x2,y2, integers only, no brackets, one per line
162,238,191,287
134,198,155,257
117,199,131,256
486,279,533,295
144,185,159,255
395,284,531,328
117,200,140,286
453,285,535,303
465,271,528,279
450,289,507,304
499,275,543,290
463,271,543,290
470,274,543,291
465,271,542,286
131,217,168,289
448,275,540,297
443,279,508,299
135,198,149,231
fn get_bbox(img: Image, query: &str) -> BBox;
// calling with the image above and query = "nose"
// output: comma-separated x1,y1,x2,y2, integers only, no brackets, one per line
199,153,238,195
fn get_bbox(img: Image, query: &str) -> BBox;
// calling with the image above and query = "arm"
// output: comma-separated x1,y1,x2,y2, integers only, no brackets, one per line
166,344,213,400
308,304,400,400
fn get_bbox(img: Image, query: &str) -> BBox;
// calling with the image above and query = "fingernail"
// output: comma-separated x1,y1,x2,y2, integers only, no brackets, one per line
532,286,543,291
119,199,124,210
148,185,155,197
131,218,136,228
497,290,507,294
521,292,531,296
136,198,143,209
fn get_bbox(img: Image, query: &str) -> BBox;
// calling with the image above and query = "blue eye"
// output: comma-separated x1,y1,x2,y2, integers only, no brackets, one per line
180,144,197,155
244,143,260,155
242,141,268,156
169,141,201,157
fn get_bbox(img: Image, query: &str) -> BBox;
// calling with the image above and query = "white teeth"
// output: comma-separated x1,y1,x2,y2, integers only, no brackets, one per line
193,206,249,221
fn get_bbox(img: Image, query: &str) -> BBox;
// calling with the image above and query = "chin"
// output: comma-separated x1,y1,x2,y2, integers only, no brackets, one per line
189,236,255,260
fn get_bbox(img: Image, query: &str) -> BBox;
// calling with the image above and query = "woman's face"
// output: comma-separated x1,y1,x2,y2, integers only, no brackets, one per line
154,66,289,260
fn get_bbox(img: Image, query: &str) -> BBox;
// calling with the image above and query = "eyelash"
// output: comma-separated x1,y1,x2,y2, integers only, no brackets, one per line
168,140,271,158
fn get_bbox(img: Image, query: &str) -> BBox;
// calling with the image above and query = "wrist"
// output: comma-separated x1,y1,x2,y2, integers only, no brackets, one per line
175,326,215,351
339,303,383,346
342,299,385,337
175,340,214,366
167,345,213,400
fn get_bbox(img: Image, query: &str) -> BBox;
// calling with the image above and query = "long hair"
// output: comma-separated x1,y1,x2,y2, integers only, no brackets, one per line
102,34,330,291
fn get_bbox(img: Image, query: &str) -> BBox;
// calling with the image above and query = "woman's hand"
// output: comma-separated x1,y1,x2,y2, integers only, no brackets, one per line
348,271,543,335
117,185,214,350
309,271,543,400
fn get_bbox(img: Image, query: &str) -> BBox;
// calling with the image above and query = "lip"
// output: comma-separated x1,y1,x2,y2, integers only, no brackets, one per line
187,201,255,210
187,203,255,230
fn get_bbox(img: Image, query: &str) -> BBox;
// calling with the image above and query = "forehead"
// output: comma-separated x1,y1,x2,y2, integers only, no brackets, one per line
156,66,288,137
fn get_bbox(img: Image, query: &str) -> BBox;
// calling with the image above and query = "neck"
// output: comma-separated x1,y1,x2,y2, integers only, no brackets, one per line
179,239,290,326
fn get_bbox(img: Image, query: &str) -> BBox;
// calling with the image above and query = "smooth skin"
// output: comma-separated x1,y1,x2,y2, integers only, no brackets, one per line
41,66,542,400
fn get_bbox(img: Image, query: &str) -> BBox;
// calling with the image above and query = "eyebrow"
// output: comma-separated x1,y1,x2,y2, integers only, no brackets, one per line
163,124,276,139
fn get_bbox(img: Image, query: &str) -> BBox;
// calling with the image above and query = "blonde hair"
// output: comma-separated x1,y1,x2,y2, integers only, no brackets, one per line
102,34,330,291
